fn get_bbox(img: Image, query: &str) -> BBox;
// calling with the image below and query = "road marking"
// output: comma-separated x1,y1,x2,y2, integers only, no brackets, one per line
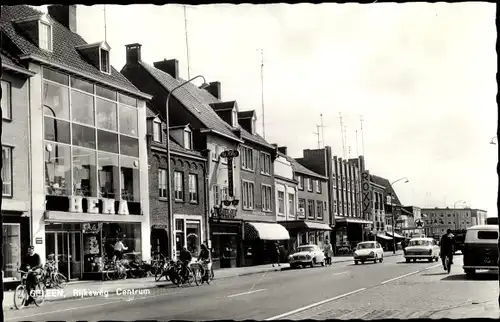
425,264,442,270
227,288,266,298
264,288,366,320
380,271,420,284
332,271,348,276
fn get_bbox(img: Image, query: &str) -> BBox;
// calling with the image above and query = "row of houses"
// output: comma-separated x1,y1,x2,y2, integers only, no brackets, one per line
1,5,485,283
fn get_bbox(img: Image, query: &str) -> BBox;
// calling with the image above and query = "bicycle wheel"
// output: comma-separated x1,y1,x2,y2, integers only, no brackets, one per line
187,268,195,285
13,285,28,310
55,273,68,288
155,266,165,282
193,267,202,286
33,282,47,306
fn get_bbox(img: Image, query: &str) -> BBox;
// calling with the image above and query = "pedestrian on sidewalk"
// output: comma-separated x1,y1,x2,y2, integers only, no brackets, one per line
271,242,281,267
323,239,333,266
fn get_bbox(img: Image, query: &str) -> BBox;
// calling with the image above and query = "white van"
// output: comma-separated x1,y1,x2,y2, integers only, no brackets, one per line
463,224,498,277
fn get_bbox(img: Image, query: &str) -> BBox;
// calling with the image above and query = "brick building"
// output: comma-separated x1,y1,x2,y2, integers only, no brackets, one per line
421,207,488,238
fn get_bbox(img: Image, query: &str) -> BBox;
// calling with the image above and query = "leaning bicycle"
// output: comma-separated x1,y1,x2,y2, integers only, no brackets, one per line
14,267,47,310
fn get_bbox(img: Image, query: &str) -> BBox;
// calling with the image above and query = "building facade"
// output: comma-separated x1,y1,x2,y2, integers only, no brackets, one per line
421,207,488,238
1,5,153,280
1,51,35,283
146,106,208,259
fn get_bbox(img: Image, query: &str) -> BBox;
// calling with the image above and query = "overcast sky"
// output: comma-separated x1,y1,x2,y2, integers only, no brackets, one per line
38,3,498,216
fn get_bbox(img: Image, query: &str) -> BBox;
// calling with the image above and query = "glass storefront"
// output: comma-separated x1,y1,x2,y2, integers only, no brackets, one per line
2,224,21,281
175,217,202,257
42,67,140,202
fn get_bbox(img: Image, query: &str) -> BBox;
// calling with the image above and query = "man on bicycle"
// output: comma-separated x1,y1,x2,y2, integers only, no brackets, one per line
197,244,212,281
21,246,42,303
179,246,192,280
440,229,455,270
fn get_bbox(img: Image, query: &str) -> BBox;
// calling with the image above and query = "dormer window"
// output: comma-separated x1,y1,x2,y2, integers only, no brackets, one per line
232,109,238,127
251,116,257,134
153,119,162,142
100,48,110,74
183,128,192,150
39,20,53,51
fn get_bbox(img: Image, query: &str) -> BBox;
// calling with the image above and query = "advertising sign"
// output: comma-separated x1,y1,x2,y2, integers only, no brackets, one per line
361,170,372,217
228,158,234,197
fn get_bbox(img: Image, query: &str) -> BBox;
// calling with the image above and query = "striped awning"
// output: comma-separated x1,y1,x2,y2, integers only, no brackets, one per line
244,222,290,240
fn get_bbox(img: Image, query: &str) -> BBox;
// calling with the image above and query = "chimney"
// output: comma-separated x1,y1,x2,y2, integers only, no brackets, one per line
154,59,179,79
278,146,287,155
48,5,77,33
205,81,221,99
125,43,142,64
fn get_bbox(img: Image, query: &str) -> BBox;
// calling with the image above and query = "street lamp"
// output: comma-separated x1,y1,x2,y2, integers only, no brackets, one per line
453,200,466,230
166,75,210,260
390,177,409,254
490,136,497,145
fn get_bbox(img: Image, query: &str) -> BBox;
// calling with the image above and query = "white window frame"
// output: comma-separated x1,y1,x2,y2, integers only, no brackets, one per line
260,151,271,175
308,199,315,219
173,214,204,257
261,184,272,212
1,80,12,120
251,117,256,134
2,146,13,197
153,119,162,142
307,177,313,192
158,168,167,198
277,190,285,215
212,145,219,162
298,198,306,219
240,146,254,171
184,129,192,150
38,20,53,52
174,171,183,201
99,48,111,74
242,180,254,210
315,179,321,193
232,109,238,127
316,200,323,220
288,193,295,216
297,175,303,190
188,173,198,203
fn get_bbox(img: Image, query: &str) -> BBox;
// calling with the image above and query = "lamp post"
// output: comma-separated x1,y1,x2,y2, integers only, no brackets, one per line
390,177,409,254
166,75,210,260
453,200,466,230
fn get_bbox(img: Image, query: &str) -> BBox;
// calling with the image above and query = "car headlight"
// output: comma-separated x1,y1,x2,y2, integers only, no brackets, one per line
353,252,359,257
306,255,311,260
288,255,293,261
369,251,375,257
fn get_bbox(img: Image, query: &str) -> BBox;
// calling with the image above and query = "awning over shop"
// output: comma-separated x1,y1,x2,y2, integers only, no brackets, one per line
45,211,143,223
280,221,332,231
334,216,372,225
244,222,290,240
376,234,393,241
386,231,405,239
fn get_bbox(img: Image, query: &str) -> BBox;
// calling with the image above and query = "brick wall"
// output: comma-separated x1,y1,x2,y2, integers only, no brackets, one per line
296,174,329,225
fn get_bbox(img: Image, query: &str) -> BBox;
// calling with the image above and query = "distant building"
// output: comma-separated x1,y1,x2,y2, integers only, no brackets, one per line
421,207,488,237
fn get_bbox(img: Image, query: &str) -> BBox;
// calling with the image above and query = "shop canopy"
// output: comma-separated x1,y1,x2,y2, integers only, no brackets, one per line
244,222,290,240
334,216,372,224
386,231,405,239
376,234,393,241
280,221,332,231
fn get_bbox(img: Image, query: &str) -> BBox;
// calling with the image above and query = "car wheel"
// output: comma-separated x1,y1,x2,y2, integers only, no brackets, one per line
310,259,315,268
373,254,378,264
354,261,359,265
406,258,410,263
428,258,433,263
361,260,365,264
464,268,476,277
321,261,325,267
413,259,417,262
290,264,297,269
379,256,383,263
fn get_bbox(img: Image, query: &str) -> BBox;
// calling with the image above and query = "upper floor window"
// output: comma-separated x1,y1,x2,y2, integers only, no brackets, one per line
242,181,254,210
307,200,315,219
261,185,272,212
260,152,271,175
288,193,295,216
188,174,198,202
220,147,228,165
2,146,13,197
174,171,183,201
298,198,306,219
251,117,256,134
315,180,321,193
100,49,110,74
307,178,313,192
1,80,11,120
153,120,162,142
240,146,254,171
297,175,304,190
184,129,192,150
278,191,285,215
316,201,323,220
232,109,238,127
39,21,53,51
158,168,167,198
213,184,228,206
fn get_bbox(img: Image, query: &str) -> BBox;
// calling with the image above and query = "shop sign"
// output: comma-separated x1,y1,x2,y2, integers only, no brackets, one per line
361,170,372,216
83,223,102,233
221,149,239,197
152,224,168,229
68,196,129,215
213,206,237,219
35,237,43,244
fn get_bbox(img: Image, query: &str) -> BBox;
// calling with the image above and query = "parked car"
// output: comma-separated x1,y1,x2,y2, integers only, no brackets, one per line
463,224,499,277
288,245,325,268
353,241,384,265
404,237,440,262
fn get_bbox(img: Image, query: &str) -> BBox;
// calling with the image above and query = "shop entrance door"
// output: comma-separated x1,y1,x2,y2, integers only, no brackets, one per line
45,231,82,280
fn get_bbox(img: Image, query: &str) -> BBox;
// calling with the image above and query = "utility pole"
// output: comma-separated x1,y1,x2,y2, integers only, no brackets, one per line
320,113,326,148
183,6,192,79
360,115,365,157
344,125,348,159
313,125,321,149
339,112,345,158
103,5,108,42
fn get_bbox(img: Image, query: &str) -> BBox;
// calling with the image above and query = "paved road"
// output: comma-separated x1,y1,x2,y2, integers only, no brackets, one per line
4,254,473,321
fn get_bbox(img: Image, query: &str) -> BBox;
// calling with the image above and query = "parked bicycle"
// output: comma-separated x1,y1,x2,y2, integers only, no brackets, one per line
14,266,46,310
103,258,127,280
155,259,174,282
194,260,214,285
41,259,68,289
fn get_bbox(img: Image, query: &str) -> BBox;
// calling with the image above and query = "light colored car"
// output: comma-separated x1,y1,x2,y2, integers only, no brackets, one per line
353,241,384,264
404,237,440,262
288,244,325,268
463,224,498,277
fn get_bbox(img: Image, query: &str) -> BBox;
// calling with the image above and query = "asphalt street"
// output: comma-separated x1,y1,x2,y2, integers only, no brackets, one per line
4,254,493,321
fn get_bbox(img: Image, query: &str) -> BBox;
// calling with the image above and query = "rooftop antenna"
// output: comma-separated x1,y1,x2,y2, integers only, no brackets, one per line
183,6,192,79
313,125,321,148
344,125,348,159
360,115,365,157
339,112,345,158
348,145,351,158
260,49,265,139
320,113,326,148
103,5,107,42
356,130,359,157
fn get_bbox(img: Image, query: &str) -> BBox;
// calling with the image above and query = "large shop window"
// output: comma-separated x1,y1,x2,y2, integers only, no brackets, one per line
42,68,141,202
175,218,202,257
2,224,21,281
2,146,13,197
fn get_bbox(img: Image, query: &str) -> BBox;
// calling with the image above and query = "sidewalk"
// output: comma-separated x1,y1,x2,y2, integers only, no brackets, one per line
2,251,404,310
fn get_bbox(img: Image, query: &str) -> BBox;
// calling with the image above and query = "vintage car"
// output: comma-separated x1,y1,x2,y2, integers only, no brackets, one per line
353,241,384,264
404,237,440,262
288,244,325,268
463,224,499,277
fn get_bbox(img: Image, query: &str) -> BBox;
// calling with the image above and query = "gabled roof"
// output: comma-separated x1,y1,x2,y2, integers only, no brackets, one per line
0,5,149,99
1,49,35,76
238,110,255,119
210,101,236,112
193,83,275,150
138,62,240,142
370,174,402,206
280,153,327,180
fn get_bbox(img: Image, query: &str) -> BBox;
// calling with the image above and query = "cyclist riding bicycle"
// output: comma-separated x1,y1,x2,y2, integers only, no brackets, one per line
197,244,212,281
179,246,192,280
21,246,42,303
440,229,455,270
